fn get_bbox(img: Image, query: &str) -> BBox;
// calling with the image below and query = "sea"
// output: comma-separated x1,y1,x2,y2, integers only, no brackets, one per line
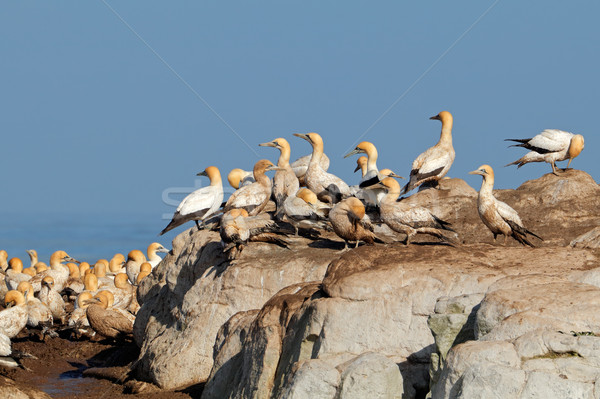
0,211,181,265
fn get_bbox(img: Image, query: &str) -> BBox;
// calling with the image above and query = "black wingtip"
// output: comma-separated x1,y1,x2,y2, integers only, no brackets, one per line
359,176,381,189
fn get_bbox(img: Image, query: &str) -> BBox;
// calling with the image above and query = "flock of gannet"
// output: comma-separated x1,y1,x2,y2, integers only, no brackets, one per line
0,242,169,364
160,111,585,254
0,112,586,366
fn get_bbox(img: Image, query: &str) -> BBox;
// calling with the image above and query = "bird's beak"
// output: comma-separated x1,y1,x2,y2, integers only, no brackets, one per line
353,164,361,173
387,172,405,179
468,170,482,176
258,142,276,148
266,165,286,172
430,115,441,120
293,133,309,142
157,247,169,254
197,170,208,177
343,148,361,158
65,256,79,263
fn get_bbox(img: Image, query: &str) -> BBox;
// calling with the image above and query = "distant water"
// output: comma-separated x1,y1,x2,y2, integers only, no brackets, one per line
0,211,181,264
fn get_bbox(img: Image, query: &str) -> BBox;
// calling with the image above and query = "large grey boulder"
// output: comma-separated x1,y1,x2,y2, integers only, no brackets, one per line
133,228,340,389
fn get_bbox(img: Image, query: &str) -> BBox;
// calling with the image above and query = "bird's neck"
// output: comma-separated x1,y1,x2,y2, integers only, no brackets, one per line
479,176,494,196
255,171,271,186
440,122,453,144
309,144,324,165
366,152,378,173
278,146,291,168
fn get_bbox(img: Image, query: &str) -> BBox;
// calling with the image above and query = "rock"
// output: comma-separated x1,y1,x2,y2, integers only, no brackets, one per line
134,228,339,389
135,171,600,395
278,360,340,399
476,280,600,341
336,352,404,399
571,227,600,249
431,341,523,398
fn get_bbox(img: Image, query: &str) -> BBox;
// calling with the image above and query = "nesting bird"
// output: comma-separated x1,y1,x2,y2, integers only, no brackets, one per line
329,197,380,249
505,130,585,175
220,209,288,259
84,292,134,339
227,168,255,189
401,111,455,195
259,138,300,219
147,242,168,267
223,159,278,216
294,133,350,204
470,165,543,247
0,291,28,339
282,188,330,235
160,166,224,235
378,177,455,245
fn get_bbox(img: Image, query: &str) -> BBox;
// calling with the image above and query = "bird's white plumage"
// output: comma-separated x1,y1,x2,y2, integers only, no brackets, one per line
291,153,330,178
526,129,573,153
177,185,223,217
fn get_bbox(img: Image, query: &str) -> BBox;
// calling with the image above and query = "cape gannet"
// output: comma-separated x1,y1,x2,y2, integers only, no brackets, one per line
63,262,84,296
329,197,380,249
227,168,255,190
125,250,147,285
22,267,36,277
259,138,301,219
469,165,543,246
99,273,133,310
79,262,91,276
68,292,94,338
0,250,7,271
29,250,76,293
401,111,455,195
39,276,66,324
34,262,48,274
223,159,278,216
291,152,330,187
378,177,455,245
160,165,224,235
0,291,28,338
25,250,38,268
220,209,289,259
282,188,330,235
84,292,134,339
109,254,125,274
6,258,31,291
147,242,169,267
505,130,585,175
294,133,351,204
17,281,53,329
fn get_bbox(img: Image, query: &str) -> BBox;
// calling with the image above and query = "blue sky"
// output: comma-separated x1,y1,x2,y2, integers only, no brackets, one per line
1,1,597,223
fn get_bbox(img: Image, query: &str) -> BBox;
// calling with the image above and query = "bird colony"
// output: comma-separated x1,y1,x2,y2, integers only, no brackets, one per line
0,111,585,368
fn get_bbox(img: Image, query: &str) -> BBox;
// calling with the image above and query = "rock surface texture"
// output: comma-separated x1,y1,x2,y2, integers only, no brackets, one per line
131,171,600,398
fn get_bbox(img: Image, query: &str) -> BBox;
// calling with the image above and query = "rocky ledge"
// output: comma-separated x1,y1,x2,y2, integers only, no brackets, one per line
133,170,600,398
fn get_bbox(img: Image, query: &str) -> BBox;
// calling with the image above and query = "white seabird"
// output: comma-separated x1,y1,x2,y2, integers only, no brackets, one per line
505,130,585,175
401,111,455,195
469,164,543,247
160,165,224,235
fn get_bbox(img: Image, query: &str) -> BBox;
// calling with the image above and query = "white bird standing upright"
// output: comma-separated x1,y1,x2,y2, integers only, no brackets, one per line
294,132,350,204
223,159,278,216
5,258,31,291
401,111,455,195
469,165,543,247
378,177,455,245
344,141,404,206
146,242,169,267
505,130,585,175
125,250,147,285
17,281,53,329
38,276,66,325
291,152,330,187
29,250,76,293
227,168,255,189
259,138,300,219
160,166,224,235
